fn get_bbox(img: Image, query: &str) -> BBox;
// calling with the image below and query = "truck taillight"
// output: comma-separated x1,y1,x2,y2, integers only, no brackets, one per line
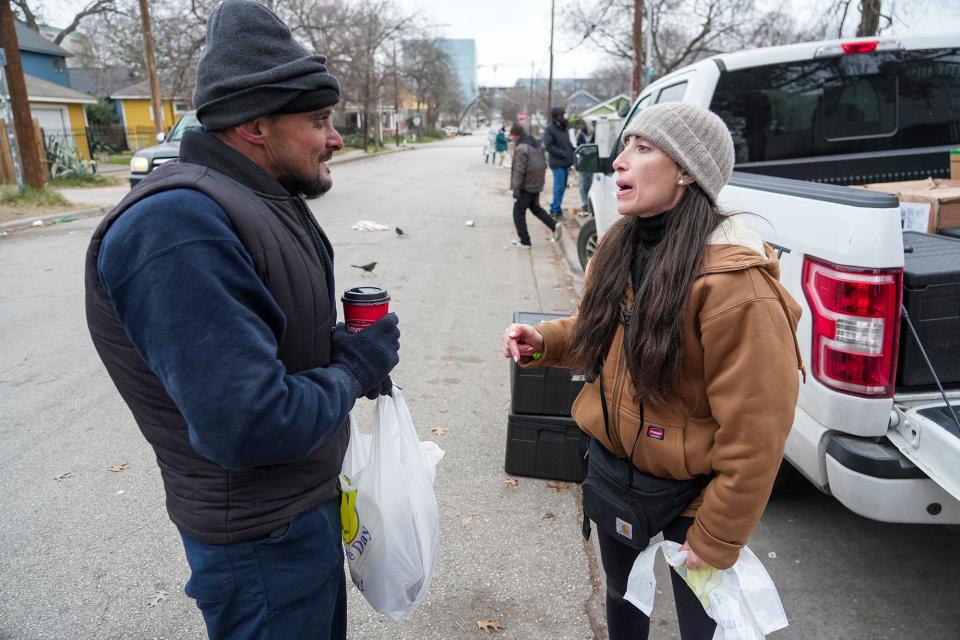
802,256,902,398
841,41,878,54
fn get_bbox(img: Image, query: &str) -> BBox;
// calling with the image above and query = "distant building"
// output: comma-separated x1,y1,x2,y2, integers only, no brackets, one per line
8,20,97,162
514,78,592,94
565,90,600,116
436,38,477,105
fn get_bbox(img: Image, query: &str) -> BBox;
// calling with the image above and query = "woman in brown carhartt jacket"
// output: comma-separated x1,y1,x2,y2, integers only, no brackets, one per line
503,103,804,640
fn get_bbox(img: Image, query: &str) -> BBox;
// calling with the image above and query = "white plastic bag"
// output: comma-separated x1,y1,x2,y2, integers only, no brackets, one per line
624,541,789,639
339,388,444,620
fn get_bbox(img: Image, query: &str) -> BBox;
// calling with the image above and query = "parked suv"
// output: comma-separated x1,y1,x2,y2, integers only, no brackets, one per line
128,111,198,187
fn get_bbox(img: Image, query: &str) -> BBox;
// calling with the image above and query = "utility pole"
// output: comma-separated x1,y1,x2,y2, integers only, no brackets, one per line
138,0,165,137
644,0,653,87
547,0,555,114
528,60,534,129
393,42,401,146
631,0,643,98
0,2,44,190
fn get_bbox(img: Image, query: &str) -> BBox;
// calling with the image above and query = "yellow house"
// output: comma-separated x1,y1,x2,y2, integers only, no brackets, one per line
25,74,97,160
110,80,192,151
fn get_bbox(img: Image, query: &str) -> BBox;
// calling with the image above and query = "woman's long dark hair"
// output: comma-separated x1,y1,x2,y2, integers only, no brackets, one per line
568,186,726,404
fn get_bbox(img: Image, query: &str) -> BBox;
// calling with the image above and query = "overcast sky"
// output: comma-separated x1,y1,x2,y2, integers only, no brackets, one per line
37,0,960,87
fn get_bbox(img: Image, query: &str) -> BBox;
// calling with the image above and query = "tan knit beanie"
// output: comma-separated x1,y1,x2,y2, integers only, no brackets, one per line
620,103,735,203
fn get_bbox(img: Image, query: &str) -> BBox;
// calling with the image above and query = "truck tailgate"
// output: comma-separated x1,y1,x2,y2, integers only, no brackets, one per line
889,402,960,502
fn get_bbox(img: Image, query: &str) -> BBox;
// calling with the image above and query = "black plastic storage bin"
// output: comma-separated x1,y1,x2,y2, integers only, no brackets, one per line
898,232,960,387
504,412,586,482
510,311,585,416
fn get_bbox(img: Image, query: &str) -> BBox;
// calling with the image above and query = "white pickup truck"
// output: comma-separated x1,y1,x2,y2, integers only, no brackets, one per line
575,35,960,524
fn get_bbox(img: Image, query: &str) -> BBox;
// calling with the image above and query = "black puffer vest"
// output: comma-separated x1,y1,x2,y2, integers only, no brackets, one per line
84,130,346,543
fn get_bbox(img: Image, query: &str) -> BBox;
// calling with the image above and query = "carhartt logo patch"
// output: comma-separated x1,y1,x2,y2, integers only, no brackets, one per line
647,426,665,440
615,518,633,540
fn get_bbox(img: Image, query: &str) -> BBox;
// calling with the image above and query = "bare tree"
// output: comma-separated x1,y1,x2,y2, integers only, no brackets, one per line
11,0,117,44
566,0,830,83
401,39,459,131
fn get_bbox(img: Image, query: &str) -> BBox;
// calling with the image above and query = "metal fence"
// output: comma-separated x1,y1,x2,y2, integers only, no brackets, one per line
40,125,164,159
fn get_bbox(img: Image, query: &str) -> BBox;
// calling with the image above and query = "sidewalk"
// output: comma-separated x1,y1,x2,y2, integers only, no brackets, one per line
0,146,413,234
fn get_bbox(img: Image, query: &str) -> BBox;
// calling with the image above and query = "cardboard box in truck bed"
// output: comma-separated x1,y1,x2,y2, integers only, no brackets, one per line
859,178,960,234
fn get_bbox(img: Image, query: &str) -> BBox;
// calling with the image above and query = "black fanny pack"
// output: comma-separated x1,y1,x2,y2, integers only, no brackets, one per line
582,437,708,550
581,366,710,550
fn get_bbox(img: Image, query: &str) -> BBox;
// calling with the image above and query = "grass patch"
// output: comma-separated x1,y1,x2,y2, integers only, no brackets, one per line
102,154,133,165
0,185,69,207
51,174,125,188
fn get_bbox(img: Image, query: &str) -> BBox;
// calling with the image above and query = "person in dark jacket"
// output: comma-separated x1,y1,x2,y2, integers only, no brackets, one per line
509,124,560,248
576,119,594,213
84,1,399,638
542,106,576,218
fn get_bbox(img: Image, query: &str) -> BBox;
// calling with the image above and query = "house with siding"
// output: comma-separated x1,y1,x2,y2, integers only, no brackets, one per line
109,80,192,151
12,20,96,159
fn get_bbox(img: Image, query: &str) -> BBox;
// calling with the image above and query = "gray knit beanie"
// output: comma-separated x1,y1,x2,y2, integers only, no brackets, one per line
621,103,734,203
193,0,340,131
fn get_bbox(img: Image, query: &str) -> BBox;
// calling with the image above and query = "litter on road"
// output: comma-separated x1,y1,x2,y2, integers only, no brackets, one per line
351,220,389,231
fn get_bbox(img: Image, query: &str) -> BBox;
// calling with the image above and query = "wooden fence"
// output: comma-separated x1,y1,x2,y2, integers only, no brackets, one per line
0,118,50,185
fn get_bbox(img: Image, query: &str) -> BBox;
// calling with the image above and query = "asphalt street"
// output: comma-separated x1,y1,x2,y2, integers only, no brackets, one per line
1,135,959,640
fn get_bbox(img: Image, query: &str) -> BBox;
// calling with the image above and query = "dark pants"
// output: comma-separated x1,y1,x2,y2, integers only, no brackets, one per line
597,516,717,640
513,190,557,245
179,498,346,640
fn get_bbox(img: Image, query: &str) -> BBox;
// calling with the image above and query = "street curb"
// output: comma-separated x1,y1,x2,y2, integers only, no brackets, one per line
554,215,586,283
0,206,109,234
328,146,414,166
0,148,415,235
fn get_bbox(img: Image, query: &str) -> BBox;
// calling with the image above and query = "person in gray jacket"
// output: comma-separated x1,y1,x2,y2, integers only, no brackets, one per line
509,124,560,248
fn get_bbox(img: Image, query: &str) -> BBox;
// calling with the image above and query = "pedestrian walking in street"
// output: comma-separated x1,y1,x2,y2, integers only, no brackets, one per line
576,119,594,214
84,1,400,638
495,126,509,167
509,124,560,248
502,103,804,640
542,106,576,218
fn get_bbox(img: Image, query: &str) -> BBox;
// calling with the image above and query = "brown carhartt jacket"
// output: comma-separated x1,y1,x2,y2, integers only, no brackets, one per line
527,216,805,569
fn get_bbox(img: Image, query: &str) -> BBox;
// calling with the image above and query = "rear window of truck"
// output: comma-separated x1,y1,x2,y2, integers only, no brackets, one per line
710,48,960,163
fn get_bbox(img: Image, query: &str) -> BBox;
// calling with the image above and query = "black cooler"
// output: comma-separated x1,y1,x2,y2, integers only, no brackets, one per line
898,232,960,387
505,311,587,482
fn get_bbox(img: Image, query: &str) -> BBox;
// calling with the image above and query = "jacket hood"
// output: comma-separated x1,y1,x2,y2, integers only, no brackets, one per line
701,214,778,278
518,133,540,148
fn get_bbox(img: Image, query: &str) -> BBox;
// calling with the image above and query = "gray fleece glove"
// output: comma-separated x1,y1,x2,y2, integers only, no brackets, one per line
330,313,400,399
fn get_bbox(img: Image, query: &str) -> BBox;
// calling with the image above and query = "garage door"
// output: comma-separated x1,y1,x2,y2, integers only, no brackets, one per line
31,106,70,133
31,105,78,155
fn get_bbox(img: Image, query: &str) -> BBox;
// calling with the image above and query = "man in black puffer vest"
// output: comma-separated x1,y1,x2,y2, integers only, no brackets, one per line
84,1,399,637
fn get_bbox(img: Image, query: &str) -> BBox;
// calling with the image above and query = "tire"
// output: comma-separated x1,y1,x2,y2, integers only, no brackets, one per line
577,217,598,271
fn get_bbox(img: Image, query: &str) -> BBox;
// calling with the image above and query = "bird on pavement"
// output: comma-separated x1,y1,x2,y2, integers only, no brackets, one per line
351,262,377,274
395,227,408,238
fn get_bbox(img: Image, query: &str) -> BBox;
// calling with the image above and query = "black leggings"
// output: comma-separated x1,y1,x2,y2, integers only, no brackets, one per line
596,516,717,640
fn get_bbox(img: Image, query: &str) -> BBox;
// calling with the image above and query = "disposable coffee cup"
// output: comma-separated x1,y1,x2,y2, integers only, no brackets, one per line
342,286,390,333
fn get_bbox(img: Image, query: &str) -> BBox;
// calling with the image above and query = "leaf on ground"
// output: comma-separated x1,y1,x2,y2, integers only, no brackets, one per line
54,471,73,481
503,477,519,488
148,590,169,607
543,512,555,520
463,516,474,525
109,463,128,473
476,618,504,632
431,427,449,436
546,481,569,491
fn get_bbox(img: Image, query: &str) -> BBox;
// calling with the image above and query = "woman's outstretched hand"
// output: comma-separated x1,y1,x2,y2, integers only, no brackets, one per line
502,323,545,364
